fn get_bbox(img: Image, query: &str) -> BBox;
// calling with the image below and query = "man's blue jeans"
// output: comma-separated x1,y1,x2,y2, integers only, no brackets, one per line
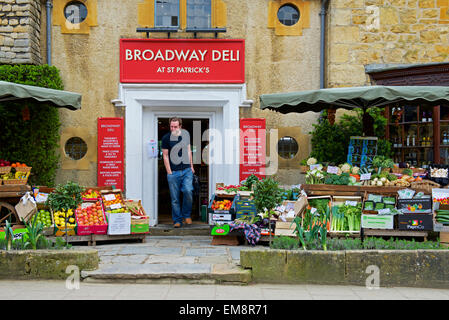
167,168,194,225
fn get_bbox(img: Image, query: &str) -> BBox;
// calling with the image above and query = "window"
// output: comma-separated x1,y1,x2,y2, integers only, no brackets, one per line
64,1,88,24
277,136,299,159
65,137,88,160
277,4,300,26
155,0,180,27
187,0,212,29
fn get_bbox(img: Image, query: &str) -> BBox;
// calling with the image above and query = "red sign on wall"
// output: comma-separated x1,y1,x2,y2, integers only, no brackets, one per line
240,118,266,183
120,39,245,83
97,118,124,190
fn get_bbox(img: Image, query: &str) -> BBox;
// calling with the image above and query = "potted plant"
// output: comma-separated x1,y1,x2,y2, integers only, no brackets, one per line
46,181,84,247
253,177,283,245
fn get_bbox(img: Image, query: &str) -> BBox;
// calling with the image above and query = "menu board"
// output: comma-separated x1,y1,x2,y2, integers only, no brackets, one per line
97,118,124,190
107,212,131,235
240,118,266,182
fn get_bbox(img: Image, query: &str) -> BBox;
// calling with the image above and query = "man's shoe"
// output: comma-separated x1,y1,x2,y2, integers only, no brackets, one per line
174,223,181,228
185,218,192,225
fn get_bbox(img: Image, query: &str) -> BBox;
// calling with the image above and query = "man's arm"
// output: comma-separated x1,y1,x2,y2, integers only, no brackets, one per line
162,149,172,175
188,144,195,174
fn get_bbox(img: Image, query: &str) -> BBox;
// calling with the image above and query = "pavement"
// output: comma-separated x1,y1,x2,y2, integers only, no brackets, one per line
79,235,261,284
1,280,449,300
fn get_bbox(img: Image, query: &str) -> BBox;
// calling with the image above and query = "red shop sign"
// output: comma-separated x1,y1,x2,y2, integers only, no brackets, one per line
120,39,245,83
240,118,266,183
97,118,124,190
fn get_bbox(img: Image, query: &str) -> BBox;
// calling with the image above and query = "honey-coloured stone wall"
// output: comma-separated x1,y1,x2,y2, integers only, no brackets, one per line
0,0,41,64
327,0,449,87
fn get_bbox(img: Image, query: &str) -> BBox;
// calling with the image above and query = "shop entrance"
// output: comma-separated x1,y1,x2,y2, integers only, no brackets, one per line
157,117,210,225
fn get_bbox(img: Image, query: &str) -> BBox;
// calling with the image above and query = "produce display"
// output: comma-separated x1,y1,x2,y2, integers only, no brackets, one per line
82,189,101,199
332,203,362,231
33,209,53,227
435,210,449,225
211,199,232,211
75,201,105,227
363,193,397,212
303,198,331,231
125,200,147,217
304,157,427,188
53,209,77,230
0,159,11,167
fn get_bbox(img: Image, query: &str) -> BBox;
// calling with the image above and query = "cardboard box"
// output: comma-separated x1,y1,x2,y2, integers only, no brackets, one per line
235,197,257,220
361,214,394,229
397,198,432,214
131,216,150,234
75,199,108,236
397,214,433,231
277,196,308,222
440,232,449,243
274,221,297,237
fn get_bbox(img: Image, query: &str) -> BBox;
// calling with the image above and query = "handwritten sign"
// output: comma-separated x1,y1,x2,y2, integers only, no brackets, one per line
360,173,372,181
345,201,358,206
98,118,124,190
327,166,339,174
107,212,131,235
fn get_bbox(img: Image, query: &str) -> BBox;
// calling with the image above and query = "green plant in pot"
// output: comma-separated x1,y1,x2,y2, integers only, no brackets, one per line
253,177,283,244
46,181,84,247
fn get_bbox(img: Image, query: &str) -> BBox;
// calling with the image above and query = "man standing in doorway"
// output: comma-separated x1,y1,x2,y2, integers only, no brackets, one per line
161,117,195,228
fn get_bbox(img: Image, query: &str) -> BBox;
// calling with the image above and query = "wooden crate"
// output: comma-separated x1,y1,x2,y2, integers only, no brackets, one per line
441,232,449,244
274,221,297,237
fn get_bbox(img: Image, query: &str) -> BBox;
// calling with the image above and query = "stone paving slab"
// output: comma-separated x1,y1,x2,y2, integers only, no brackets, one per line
80,236,253,284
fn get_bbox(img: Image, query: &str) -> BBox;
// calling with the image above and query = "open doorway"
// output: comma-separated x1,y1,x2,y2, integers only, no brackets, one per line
157,117,210,224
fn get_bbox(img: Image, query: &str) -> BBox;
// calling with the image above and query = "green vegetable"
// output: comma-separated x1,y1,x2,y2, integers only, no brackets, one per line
372,156,394,174
332,203,362,231
402,168,413,176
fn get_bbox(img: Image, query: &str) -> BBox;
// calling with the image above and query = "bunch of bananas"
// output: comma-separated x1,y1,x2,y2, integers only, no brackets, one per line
14,171,30,180
1,172,14,180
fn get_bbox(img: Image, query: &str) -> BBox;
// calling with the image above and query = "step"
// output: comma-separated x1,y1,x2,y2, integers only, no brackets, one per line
81,263,252,285
150,224,211,236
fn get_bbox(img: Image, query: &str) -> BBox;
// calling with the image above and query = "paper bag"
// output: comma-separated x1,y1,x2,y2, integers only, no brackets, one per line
15,192,37,223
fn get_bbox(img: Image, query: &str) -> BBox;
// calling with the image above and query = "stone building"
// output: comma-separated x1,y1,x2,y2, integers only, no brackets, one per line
1,0,448,225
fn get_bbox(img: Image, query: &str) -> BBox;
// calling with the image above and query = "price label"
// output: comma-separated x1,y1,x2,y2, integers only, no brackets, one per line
327,166,339,174
378,208,391,215
345,201,358,206
110,203,122,210
360,173,371,181
104,194,116,201
310,164,321,170
310,207,318,215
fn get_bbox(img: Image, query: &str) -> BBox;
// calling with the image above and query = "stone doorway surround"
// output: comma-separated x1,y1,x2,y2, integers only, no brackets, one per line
113,83,252,226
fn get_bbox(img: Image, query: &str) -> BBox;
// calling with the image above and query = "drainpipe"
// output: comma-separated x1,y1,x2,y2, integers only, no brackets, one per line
319,0,329,89
46,0,53,65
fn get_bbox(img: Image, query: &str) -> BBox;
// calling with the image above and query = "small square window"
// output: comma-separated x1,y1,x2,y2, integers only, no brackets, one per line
155,0,180,27
187,0,211,28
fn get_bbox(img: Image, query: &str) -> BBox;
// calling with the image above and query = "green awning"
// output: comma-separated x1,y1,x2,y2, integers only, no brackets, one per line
260,85,449,114
0,81,82,110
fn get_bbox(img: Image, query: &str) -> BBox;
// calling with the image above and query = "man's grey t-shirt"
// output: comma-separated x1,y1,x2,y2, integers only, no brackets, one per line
161,129,191,172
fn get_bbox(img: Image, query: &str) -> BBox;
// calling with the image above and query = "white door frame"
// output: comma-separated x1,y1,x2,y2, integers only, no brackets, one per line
117,83,246,226
153,112,213,225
